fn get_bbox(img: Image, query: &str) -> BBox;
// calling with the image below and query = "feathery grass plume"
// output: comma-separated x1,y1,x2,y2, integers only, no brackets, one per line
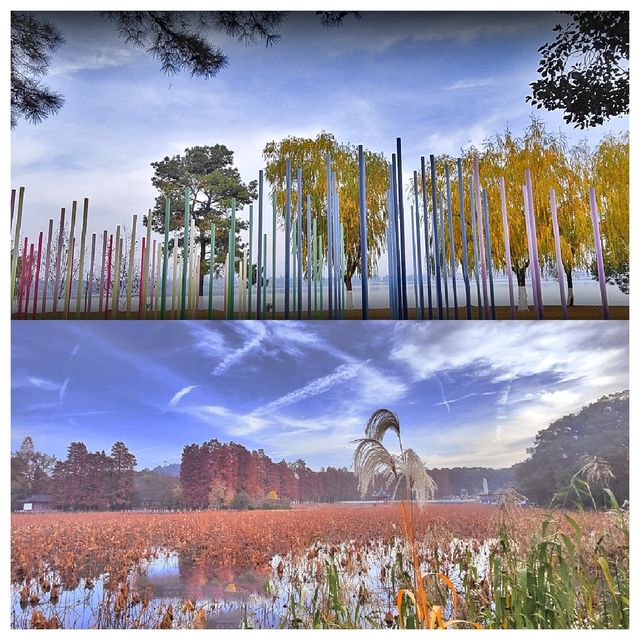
352,438,397,497
365,408,402,445
395,449,437,504
578,455,615,486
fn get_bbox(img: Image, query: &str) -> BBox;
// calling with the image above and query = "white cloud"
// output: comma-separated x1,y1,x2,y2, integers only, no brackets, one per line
168,385,197,408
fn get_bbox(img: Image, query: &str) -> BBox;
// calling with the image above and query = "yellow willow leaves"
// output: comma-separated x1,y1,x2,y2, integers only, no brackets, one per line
262,132,390,279
410,118,628,282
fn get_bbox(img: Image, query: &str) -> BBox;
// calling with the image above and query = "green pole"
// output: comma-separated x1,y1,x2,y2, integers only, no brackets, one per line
208,223,216,319
75,198,89,317
180,188,190,319
272,193,276,319
10,187,25,304
248,204,253,318
160,197,170,319
227,197,236,319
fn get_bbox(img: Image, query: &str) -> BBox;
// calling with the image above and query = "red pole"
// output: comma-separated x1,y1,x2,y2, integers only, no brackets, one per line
24,243,35,318
32,232,44,318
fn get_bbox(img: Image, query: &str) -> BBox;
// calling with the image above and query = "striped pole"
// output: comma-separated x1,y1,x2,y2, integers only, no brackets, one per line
86,233,96,315
445,165,459,319
482,189,497,319
256,170,264,319
429,156,443,319
499,177,516,320
457,159,472,319
297,168,303,319
41,219,53,315
469,177,483,319
63,202,77,320
358,145,369,319
98,229,106,314
306,194,312,319
160,197,170,319
285,160,291,320
181,188,191,319
549,188,568,320
74,198,89,317
421,157,433,319
10,187,24,304
589,187,610,319
412,171,424,319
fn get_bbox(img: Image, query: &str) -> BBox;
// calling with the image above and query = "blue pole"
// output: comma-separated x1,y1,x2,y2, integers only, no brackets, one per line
420,157,433,319
256,170,263,319
445,165,459,320
429,155,443,319
358,145,369,319
248,204,253,318
326,154,333,320
412,171,424,319
386,189,395,319
457,159,472,319
482,189,497,319
284,160,291,319
333,173,340,318
306,193,312,319
469,176,483,319
439,192,449,319
410,205,419,316
297,168,303,320
391,155,403,319
396,138,408,320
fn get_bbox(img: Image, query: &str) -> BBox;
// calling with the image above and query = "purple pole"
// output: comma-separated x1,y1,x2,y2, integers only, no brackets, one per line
499,177,516,320
589,187,610,319
549,188,568,320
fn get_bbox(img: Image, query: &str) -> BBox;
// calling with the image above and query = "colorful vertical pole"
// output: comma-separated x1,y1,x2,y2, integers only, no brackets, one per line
589,187,610,319
412,170,424,319
271,192,277,319
358,144,369,319
429,155,443,319
421,157,433,319
473,157,490,319
104,234,113,319
87,233,96,315
410,205,419,315
248,203,254,318
391,156,402,319
445,166,459,319
171,239,178,319
160,197,170,319
482,190,497,319
262,233,268,316
457,159,472,319
41,219,54,315
31,233,43,318
208,223,216,319
52,209,65,315
525,170,544,319
326,154,333,320
469,177,483,319
256,170,264,320
10,187,25,304
499,177,516,320
297,168,303,319
75,198,89,317
306,193,312,319
63,201,77,320
226,197,236,319
549,188,568,320
181,188,191,319
396,138,408,319
313,216,318,318
112,225,121,318
126,214,138,319
285,160,291,320
439,192,449,318
98,229,106,314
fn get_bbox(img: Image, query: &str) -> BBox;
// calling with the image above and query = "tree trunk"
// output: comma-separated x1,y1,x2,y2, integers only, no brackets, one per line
344,273,353,292
515,267,528,311
565,267,574,306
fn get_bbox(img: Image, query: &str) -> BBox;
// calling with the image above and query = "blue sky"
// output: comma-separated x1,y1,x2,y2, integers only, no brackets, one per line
10,10,629,272
11,321,628,470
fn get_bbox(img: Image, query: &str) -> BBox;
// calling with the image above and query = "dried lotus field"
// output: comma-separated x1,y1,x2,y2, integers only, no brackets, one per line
11,502,628,629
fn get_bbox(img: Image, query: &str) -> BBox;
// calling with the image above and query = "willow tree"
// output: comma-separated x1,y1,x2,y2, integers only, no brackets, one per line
263,132,390,292
593,132,629,293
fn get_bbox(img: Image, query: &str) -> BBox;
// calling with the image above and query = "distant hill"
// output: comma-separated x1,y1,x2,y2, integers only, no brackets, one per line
151,463,180,477
514,390,629,507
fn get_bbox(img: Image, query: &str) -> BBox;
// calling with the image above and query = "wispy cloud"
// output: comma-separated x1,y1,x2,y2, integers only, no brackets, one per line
59,378,70,404
168,385,197,409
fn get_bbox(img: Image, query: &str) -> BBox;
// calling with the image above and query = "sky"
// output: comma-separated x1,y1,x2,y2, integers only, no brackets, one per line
11,321,628,471
10,10,629,273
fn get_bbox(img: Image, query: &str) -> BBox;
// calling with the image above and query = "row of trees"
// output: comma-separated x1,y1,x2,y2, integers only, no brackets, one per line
52,441,137,510
180,439,359,508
